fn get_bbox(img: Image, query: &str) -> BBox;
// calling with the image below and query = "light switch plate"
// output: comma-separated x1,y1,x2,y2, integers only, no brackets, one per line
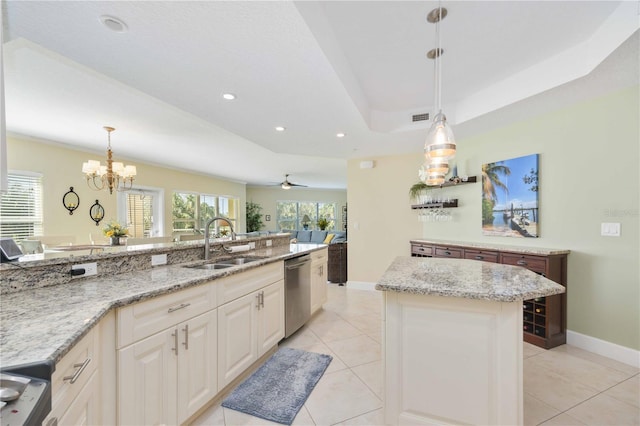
601,222,621,237
151,254,167,266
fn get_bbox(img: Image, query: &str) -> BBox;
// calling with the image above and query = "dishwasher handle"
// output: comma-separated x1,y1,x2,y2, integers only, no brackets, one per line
285,255,310,269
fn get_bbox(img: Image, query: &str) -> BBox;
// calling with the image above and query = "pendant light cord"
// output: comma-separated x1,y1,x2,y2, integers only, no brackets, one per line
436,3,442,113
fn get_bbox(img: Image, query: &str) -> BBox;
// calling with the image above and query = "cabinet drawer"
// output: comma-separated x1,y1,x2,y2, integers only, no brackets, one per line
464,249,499,263
311,248,328,262
411,244,433,256
117,283,216,348
501,254,547,274
218,261,284,305
50,328,99,413
434,246,463,258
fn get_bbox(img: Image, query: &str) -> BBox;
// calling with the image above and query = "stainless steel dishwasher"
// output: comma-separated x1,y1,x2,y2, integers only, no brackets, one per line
284,254,311,338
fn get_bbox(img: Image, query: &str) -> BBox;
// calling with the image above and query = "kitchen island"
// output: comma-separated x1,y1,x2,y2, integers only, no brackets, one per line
0,238,327,425
376,256,565,425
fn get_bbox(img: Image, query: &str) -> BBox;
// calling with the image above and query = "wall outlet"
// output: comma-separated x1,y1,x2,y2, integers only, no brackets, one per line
601,222,621,237
151,254,168,266
265,240,272,247
248,242,256,249
71,262,97,278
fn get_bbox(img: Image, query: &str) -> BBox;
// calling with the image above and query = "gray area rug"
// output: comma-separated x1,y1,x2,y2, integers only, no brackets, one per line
222,347,332,425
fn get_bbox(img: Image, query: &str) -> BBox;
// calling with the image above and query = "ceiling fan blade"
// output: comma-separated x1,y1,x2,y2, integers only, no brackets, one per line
288,182,308,187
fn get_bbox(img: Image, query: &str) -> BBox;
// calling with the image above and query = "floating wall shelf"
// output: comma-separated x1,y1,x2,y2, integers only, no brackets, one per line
412,199,458,209
436,175,477,188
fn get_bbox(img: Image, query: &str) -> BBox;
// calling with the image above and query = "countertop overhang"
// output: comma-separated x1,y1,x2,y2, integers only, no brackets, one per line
0,243,324,369
375,256,565,302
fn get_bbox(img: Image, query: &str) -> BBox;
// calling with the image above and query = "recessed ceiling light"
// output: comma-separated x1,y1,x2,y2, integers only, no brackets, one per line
222,93,236,100
99,15,128,33
275,126,286,132
336,132,346,138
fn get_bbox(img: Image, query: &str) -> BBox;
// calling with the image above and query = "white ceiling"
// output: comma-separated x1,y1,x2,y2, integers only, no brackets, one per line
2,1,638,189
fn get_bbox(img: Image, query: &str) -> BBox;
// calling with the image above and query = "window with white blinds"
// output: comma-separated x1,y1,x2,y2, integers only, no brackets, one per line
0,173,44,241
126,193,154,238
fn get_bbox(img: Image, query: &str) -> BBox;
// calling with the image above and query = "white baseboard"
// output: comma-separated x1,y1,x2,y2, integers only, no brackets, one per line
346,281,378,291
567,330,640,368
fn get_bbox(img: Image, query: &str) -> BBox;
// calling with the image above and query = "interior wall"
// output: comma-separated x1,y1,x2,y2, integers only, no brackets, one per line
347,86,639,350
5,135,247,243
246,186,347,232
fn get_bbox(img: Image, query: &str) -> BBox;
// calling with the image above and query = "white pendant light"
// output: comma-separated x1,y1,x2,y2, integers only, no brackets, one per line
424,4,456,162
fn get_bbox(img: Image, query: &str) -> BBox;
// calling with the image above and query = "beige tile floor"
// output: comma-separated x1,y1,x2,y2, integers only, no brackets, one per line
193,285,639,426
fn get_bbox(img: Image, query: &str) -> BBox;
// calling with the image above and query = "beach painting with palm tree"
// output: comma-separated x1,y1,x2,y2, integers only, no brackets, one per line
482,154,539,238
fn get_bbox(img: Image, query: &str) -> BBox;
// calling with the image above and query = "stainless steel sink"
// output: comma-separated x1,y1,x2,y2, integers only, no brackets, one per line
182,256,264,270
215,257,263,265
184,263,233,270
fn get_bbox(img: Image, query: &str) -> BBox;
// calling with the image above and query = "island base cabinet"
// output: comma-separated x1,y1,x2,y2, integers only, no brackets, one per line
118,310,217,425
43,327,101,426
258,280,286,355
217,290,259,390
383,292,523,426
311,248,329,314
218,280,285,390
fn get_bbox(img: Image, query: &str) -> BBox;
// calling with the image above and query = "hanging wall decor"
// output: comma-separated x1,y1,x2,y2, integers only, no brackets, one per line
62,187,80,215
90,199,105,226
481,154,539,238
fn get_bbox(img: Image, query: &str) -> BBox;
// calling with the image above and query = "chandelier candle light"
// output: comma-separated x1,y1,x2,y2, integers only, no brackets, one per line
421,4,456,187
82,126,137,194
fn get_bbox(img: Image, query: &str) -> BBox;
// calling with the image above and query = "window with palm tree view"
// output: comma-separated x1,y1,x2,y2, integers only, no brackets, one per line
172,192,239,236
276,201,336,231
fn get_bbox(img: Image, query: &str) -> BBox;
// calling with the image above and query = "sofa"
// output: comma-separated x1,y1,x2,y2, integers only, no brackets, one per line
284,230,347,244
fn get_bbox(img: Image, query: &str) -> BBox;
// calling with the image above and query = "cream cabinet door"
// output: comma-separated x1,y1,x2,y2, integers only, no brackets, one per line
118,329,178,426
217,291,259,389
257,280,285,357
310,261,328,314
55,370,101,426
177,310,218,424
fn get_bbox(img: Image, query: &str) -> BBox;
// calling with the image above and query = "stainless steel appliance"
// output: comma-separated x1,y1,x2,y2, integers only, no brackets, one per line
284,254,311,338
0,369,51,425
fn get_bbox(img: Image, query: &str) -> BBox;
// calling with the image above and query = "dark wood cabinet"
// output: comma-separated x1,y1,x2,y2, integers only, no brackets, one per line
328,243,347,285
410,240,568,349
433,245,463,259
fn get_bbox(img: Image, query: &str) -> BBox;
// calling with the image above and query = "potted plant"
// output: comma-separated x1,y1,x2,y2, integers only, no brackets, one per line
409,182,429,202
103,220,129,245
246,202,264,232
317,217,330,230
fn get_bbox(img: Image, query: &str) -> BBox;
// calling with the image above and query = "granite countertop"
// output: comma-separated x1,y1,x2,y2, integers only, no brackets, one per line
410,238,570,255
375,256,565,301
0,243,324,369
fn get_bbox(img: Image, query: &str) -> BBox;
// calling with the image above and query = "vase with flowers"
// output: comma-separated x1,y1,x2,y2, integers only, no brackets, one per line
103,220,129,245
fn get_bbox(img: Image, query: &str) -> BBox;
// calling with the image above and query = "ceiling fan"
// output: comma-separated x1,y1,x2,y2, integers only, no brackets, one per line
279,174,308,190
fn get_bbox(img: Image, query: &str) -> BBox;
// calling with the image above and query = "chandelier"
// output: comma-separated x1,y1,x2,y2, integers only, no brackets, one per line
82,126,137,194
421,4,456,187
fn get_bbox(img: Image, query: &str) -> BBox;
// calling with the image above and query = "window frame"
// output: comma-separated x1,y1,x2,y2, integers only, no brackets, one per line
276,201,337,231
117,186,165,238
0,171,44,242
172,191,239,235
